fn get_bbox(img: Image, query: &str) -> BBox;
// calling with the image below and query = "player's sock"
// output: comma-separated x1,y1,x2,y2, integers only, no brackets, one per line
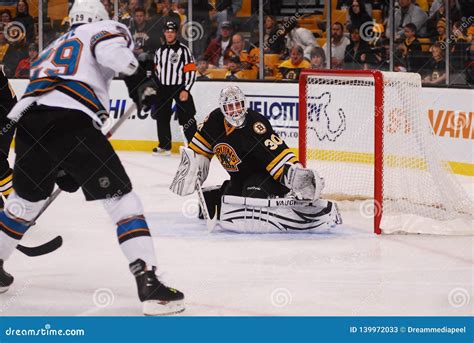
0,211,30,260
103,192,158,267
130,258,184,315
0,259,14,293
116,215,157,267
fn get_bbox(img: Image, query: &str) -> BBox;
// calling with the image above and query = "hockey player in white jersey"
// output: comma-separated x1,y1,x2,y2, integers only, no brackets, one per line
0,0,184,315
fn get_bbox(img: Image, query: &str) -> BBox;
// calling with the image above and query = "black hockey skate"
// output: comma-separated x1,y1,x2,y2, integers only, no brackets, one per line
0,260,13,293
130,259,184,315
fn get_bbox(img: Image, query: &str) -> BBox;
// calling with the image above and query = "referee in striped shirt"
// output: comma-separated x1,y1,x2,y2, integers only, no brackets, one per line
152,21,197,156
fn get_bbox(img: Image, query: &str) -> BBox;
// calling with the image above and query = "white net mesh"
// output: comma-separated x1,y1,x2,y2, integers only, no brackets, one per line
302,71,473,234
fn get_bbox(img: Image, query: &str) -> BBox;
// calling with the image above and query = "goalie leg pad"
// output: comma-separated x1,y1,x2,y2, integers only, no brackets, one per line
170,147,210,196
220,196,342,233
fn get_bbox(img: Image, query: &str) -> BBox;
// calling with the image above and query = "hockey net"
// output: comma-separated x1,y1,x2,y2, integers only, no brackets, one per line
299,70,472,234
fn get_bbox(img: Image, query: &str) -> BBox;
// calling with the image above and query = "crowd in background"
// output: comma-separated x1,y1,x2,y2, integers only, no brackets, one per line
0,0,472,85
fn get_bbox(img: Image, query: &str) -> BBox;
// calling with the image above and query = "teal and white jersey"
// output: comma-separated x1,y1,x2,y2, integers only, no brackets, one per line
19,20,136,123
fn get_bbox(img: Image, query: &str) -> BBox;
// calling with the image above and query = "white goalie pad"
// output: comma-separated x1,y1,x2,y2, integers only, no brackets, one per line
170,147,210,196
219,196,342,233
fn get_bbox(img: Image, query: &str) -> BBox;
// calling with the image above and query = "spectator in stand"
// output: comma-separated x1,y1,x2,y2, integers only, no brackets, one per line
0,9,12,25
13,1,34,44
390,0,428,39
0,24,27,77
426,1,446,36
14,42,37,78
189,0,213,58
129,7,160,54
277,46,311,80
228,33,245,59
196,56,211,80
124,7,159,114
227,33,259,78
347,0,373,30
119,0,139,26
0,27,10,65
344,27,370,69
423,42,446,85
450,20,472,71
323,22,350,68
429,0,462,20
214,0,242,29
433,18,446,43
400,23,422,72
160,0,181,29
203,21,233,67
102,0,114,18
225,55,243,80
310,46,326,69
284,19,318,60
263,15,285,54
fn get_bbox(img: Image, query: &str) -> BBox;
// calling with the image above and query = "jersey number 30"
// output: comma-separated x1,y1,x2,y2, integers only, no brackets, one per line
31,39,83,79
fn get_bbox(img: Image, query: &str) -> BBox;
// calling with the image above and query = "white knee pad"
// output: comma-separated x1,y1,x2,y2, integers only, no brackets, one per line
5,191,47,222
102,191,144,224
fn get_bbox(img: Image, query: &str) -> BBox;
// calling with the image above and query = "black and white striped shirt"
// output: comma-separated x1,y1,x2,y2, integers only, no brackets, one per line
154,40,196,91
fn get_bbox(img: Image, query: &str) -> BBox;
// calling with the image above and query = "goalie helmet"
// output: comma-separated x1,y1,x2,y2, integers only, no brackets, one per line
219,85,248,127
69,0,109,26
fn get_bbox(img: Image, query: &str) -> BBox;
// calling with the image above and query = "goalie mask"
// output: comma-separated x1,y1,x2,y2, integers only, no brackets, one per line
69,0,109,26
219,85,248,127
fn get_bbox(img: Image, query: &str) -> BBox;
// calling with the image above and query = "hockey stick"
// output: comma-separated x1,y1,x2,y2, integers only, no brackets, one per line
15,104,137,257
178,126,217,232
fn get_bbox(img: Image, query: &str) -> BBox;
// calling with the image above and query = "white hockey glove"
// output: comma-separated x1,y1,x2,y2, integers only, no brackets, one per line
280,163,324,201
170,147,210,196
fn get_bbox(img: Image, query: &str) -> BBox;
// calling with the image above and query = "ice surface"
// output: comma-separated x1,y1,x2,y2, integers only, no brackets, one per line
0,152,472,316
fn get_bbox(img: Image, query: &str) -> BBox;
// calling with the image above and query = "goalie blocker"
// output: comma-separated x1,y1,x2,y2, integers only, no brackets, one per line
170,85,341,232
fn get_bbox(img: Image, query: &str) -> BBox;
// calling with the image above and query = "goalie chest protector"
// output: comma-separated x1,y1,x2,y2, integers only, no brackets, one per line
189,108,298,183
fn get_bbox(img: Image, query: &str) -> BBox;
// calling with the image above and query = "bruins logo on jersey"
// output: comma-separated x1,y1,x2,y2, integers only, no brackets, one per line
214,143,241,172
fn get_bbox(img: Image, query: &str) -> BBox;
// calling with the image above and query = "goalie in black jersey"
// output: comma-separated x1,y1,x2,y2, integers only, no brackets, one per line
0,68,16,208
170,85,342,233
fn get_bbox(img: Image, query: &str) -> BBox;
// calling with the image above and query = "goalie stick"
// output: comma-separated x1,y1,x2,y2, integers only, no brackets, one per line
15,104,137,257
178,126,217,232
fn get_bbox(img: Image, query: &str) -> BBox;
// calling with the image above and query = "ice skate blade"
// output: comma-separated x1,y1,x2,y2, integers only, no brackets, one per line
0,286,10,294
143,299,185,316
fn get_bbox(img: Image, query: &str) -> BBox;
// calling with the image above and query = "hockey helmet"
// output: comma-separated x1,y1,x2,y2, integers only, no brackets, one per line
219,85,248,127
69,0,109,26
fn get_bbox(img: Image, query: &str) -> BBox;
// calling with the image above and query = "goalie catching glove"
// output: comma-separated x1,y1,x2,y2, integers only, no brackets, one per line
280,163,324,201
170,147,210,196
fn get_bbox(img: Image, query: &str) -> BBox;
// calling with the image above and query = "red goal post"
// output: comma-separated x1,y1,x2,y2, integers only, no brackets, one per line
298,69,472,235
